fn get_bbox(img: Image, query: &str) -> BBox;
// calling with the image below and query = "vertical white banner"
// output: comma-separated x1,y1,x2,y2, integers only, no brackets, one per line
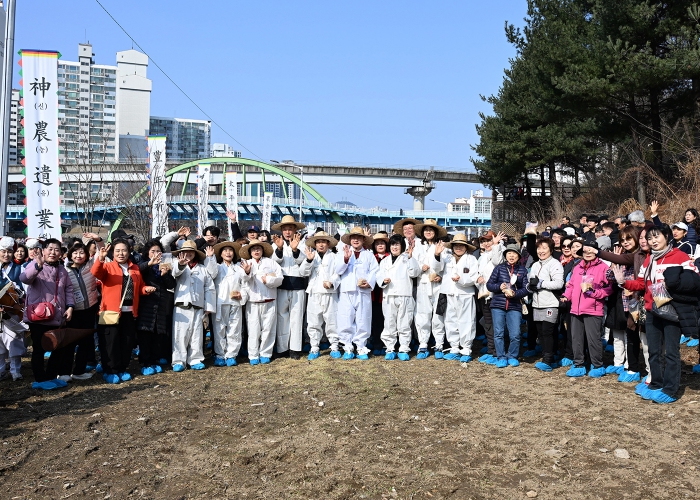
197,163,211,236
22,50,61,239
224,167,238,240
148,136,168,238
261,191,273,231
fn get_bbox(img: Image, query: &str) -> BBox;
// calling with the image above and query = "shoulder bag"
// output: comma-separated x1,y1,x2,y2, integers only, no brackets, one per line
26,266,59,322
98,271,131,325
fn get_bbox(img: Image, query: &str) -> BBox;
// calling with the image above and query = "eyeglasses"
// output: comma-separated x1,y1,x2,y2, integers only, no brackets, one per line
562,244,572,248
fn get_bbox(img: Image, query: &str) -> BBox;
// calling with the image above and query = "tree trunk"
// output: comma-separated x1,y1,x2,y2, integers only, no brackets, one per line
650,87,663,177
693,76,700,150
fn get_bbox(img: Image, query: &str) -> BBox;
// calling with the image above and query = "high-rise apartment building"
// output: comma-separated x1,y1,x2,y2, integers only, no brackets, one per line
116,49,151,137
57,43,118,164
149,117,211,161
9,88,21,165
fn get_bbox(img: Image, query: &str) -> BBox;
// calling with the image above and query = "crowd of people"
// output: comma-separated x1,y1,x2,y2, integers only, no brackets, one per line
1,203,699,405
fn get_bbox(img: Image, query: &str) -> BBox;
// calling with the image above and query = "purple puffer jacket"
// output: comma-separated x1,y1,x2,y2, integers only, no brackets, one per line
563,258,613,317
20,261,75,326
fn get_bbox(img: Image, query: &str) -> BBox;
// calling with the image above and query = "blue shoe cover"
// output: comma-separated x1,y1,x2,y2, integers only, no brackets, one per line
495,359,508,368
651,391,678,404
85,364,96,372
206,331,211,339
44,351,51,359
342,352,355,360
475,334,486,341
693,364,700,373
330,350,342,359
95,363,103,373
601,338,608,347
103,373,120,384
535,345,542,353
560,357,574,367
213,357,226,367
535,361,553,372
226,357,237,366
372,349,384,356
158,358,168,365
302,344,312,353
479,346,489,355
459,355,472,363
398,352,410,361
605,365,624,375
320,342,331,350
153,365,163,373
32,380,60,390
132,347,140,357
205,341,213,350
687,338,699,347
190,363,205,370
173,363,185,372
485,356,498,365
588,366,606,378
249,358,260,366
444,353,460,360
357,353,369,360
635,381,649,395
434,351,444,360
119,372,132,381
260,357,271,364
416,349,429,360
385,352,397,360
307,351,320,361
478,354,494,363
523,349,538,358
566,366,586,377
680,335,690,344
641,388,661,400
141,366,156,376
618,371,640,383
605,345,615,353
507,358,520,367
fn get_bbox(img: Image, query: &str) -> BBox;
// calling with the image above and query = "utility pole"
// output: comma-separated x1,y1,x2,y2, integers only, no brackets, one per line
0,0,16,236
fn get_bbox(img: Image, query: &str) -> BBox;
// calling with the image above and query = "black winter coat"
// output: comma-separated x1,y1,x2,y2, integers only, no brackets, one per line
663,266,700,338
136,262,176,334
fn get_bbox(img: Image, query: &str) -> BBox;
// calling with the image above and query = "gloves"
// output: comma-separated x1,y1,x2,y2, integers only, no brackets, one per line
583,289,594,298
526,277,540,294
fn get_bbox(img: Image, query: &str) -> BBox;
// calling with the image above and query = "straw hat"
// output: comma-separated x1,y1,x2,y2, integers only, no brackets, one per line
414,219,447,239
341,227,374,246
372,232,390,242
239,239,274,260
393,218,421,236
305,230,338,248
213,240,241,263
272,215,306,231
446,233,476,252
171,240,206,262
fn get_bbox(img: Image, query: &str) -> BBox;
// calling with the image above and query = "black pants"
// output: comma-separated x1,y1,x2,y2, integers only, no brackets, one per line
536,320,556,365
370,299,384,349
478,297,494,354
65,305,98,376
526,311,537,350
138,330,159,367
97,312,136,375
559,311,574,359
29,322,70,382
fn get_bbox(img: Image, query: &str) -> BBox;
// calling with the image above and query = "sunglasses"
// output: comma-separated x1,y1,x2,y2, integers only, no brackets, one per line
620,237,635,242
562,244,572,248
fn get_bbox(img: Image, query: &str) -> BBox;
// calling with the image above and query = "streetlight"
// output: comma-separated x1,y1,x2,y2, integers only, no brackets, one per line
271,159,303,224
430,198,450,230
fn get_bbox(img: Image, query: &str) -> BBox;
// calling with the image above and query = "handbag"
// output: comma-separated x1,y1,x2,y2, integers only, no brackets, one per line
26,267,59,322
650,300,679,323
98,272,131,326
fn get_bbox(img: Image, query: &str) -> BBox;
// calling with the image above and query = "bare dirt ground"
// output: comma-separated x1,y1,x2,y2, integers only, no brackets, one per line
1,343,699,500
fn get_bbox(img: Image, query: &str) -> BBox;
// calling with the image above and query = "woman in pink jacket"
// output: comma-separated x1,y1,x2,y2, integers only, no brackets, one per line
562,241,613,378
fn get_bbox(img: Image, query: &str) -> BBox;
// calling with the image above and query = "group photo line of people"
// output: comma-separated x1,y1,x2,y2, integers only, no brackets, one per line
1,203,700,405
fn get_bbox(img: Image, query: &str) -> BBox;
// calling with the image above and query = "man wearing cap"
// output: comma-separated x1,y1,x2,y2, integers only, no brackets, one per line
335,227,379,359
670,222,695,256
299,231,341,360
247,225,260,242
171,241,217,372
0,237,23,291
271,215,308,359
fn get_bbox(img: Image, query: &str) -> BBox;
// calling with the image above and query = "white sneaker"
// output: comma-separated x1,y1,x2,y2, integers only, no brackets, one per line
57,375,72,382
71,372,94,381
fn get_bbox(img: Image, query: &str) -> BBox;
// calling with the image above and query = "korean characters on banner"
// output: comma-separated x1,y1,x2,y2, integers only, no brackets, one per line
148,136,168,238
261,192,273,231
20,50,62,239
224,167,238,240
197,163,211,236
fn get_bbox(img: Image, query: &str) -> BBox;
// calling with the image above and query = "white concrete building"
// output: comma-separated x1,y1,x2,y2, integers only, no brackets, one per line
116,49,151,137
211,143,241,158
